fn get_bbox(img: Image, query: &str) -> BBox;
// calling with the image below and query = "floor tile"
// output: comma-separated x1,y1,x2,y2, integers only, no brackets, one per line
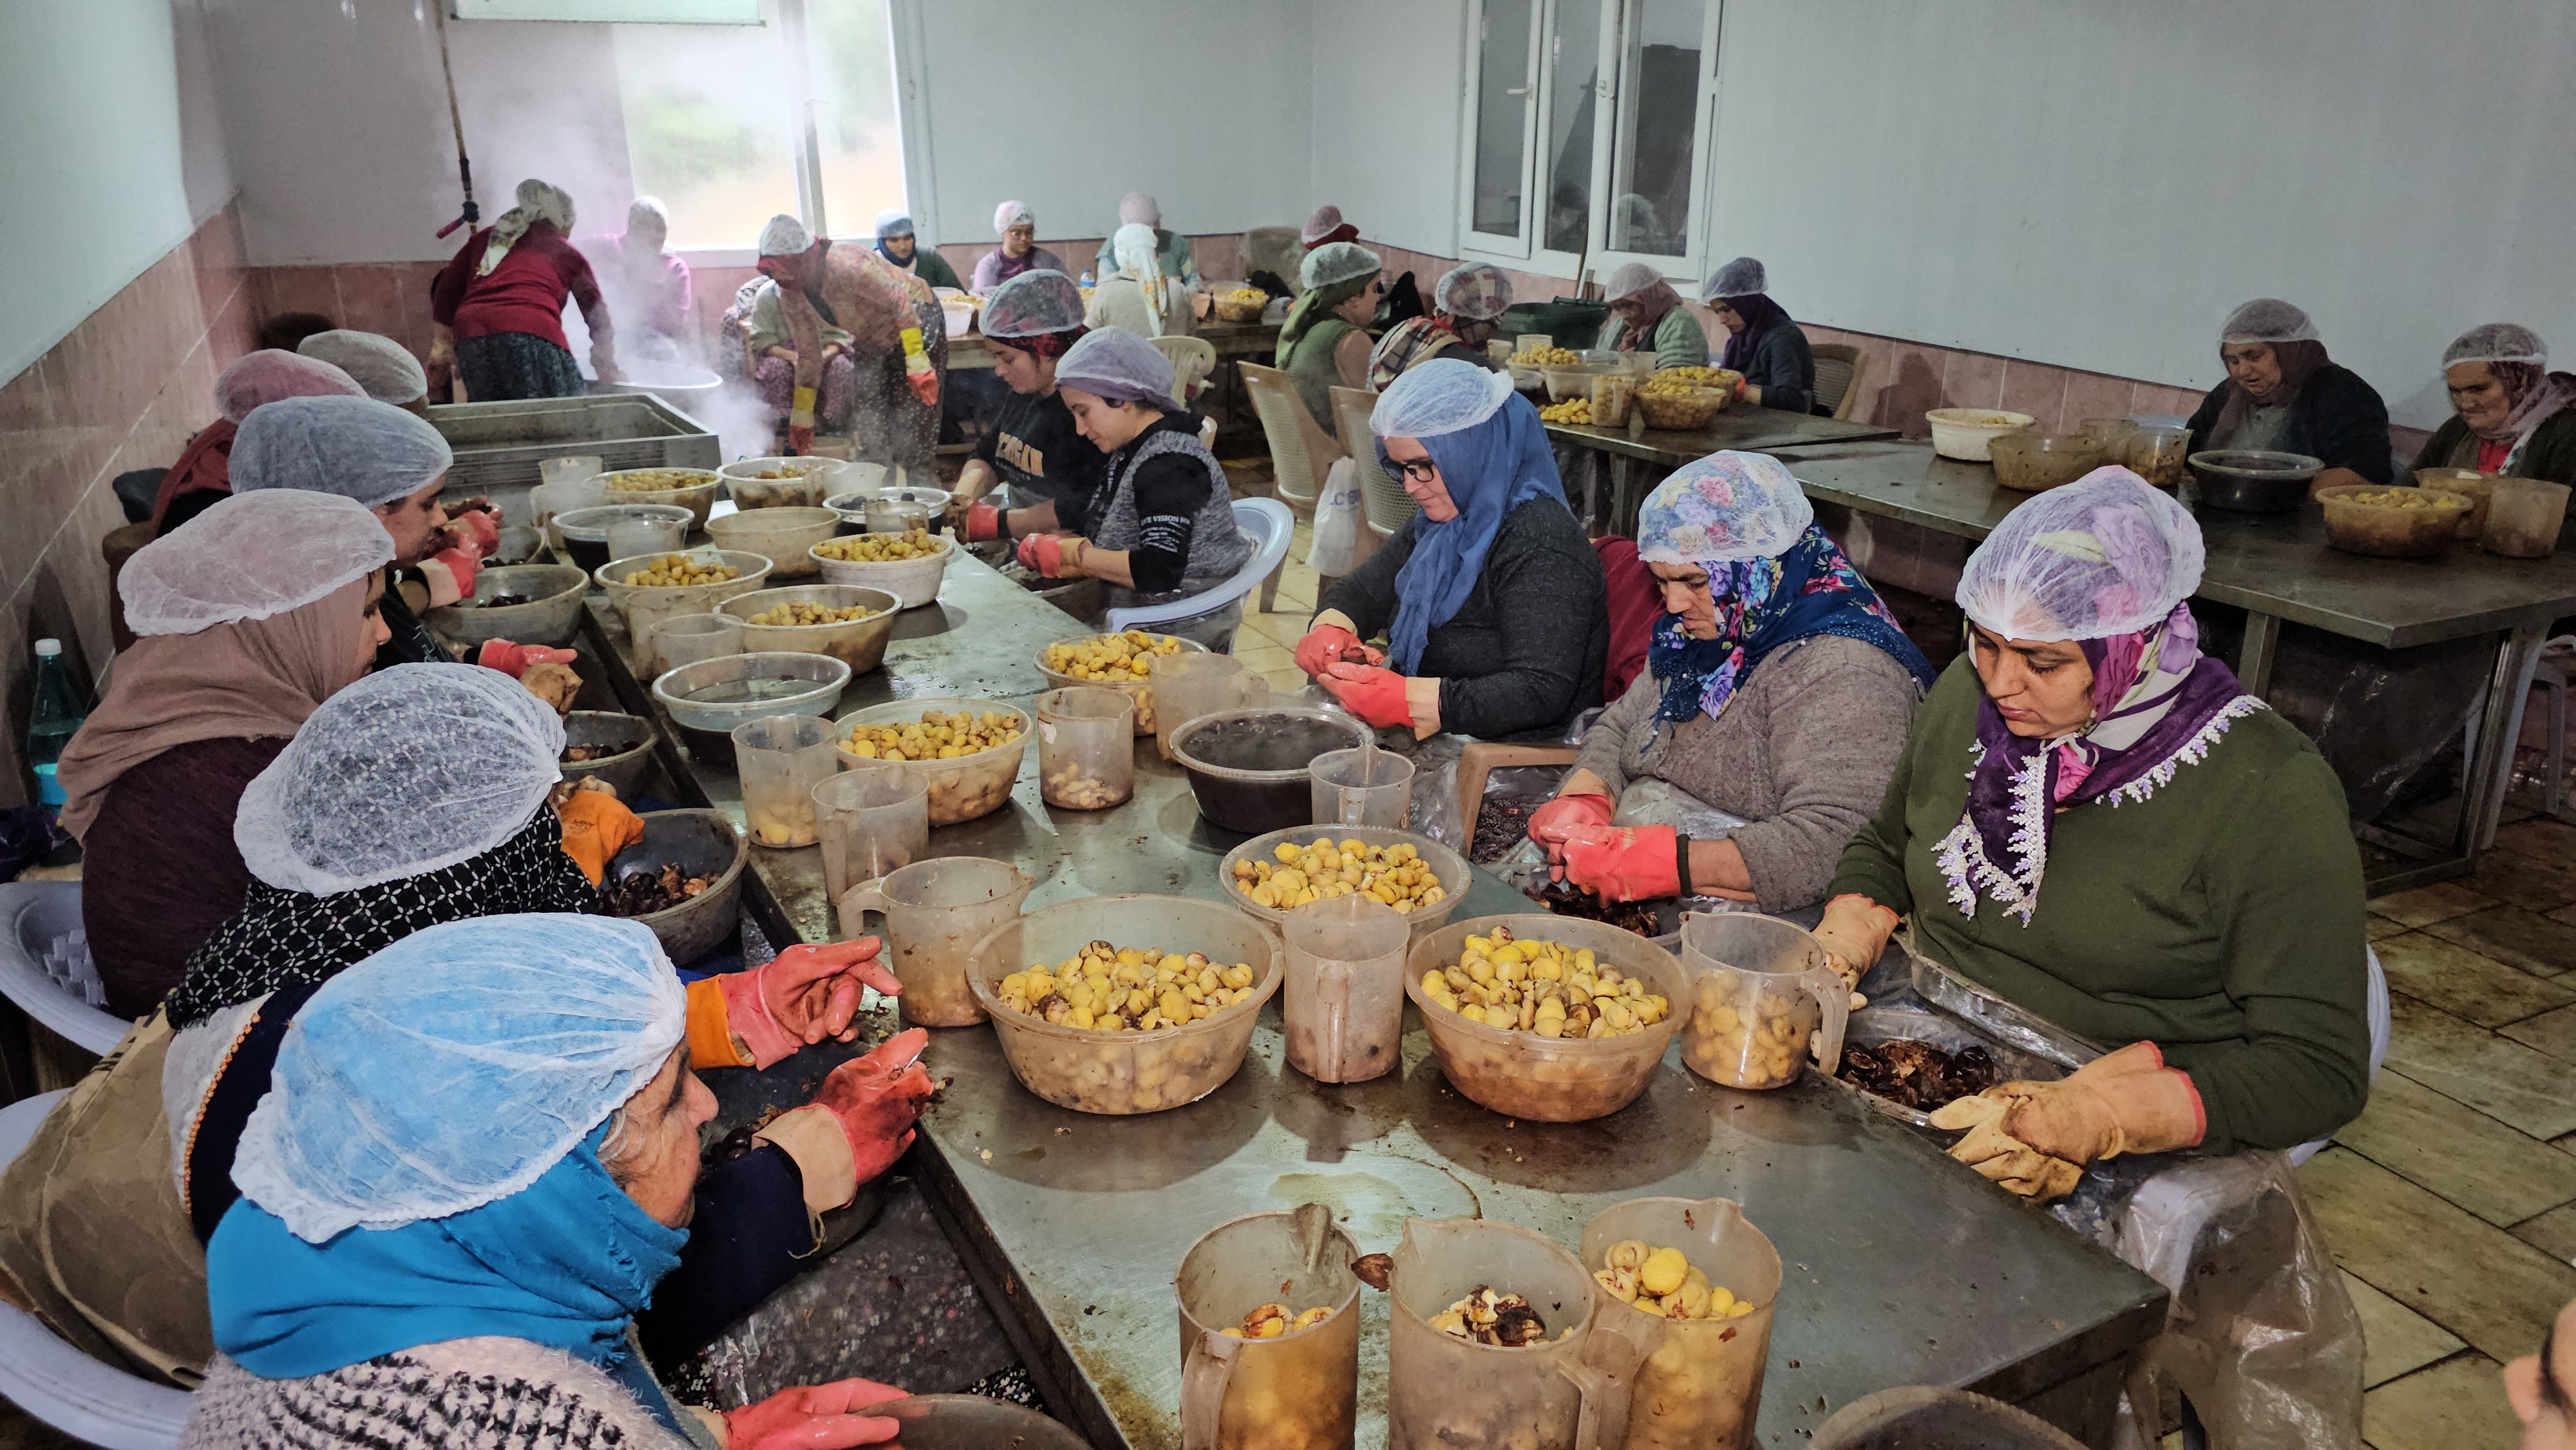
2362,1353,2523,1450
2514,1203,2576,1266
2368,881,2499,928
2500,1004,2576,1065
2299,1147,2576,1363
2468,847,2576,912
2367,916,2412,943
2375,934,2575,1026
2333,1070,2576,1226
2494,814,2576,863
2342,1270,2468,1389
1260,668,1306,697
2383,995,2576,1138
2422,906,2576,979
1231,643,1296,675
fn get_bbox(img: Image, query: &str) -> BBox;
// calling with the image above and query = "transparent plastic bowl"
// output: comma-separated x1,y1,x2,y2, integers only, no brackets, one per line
717,585,900,673
552,503,692,574
1217,825,1472,940
650,651,849,767
594,549,774,641
704,505,843,578
810,534,954,608
717,457,844,510
1403,914,1687,1122
593,466,723,526
1036,632,1208,736
837,697,1030,827
967,894,1283,1115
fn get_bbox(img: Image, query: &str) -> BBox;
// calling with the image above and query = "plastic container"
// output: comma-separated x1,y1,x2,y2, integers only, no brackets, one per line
717,585,898,673
650,652,850,767
1404,916,1687,1122
1150,651,1269,760
607,809,746,966
26,641,84,816
559,711,657,798
642,612,744,677
863,1397,1085,1450
1925,409,2036,462
594,466,722,526
540,453,604,491
1634,385,1730,431
1577,1197,1781,1450
1987,430,2107,493
705,506,842,579
1282,893,1410,1083
1587,372,1634,428
1675,912,1844,1090
836,698,1030,827
967,894,1283,1114
1386,1218,1597,1450
718,456,843,510
2483,475,2571,559
814,767,929,924
2186,449,2320,513
606,514,687,561
1218,824,1472,941
1035,687,1135,811
2414,466,2495,539
422,563,588,650
810,534,954,608
1810,1387,2086,1450
842,857,1036,1026
1036,632,1211,737
1170,707,1372,835
596,549,774,643
553,503,692,574
1177,1209,1364,1450
1309,746,1414,827
1543,362,1620,402
2128,424,2192,489
2076,417,2140,460
2316,485,2472,559
732,715,842,849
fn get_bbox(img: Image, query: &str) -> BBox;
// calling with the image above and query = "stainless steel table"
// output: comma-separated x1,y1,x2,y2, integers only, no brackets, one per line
582,551,2165,1449
1544,408,1899,535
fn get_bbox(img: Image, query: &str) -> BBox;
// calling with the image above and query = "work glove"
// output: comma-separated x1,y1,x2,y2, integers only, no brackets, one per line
1527,791,1615,856
717,938,905,1070
723,1377,909,1450
1811,893,1900,991
1989,1040,2206,1164
1927,1095,2085,1201
556,787,643,885
1555,824,1681,901
416,547,480,608
1016,532,1083,579
475,639,579,678
808,1028,937,1182
517,661,582,716
1318,661,1413,731
965,502,1006,543
443,506,500,556
1293,621,1382,678
788,385,819,455
900,326,940,409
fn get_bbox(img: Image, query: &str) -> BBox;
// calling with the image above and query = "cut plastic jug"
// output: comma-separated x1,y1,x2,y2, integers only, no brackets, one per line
1175,1205,1363,1450
732,715,840,849
540,453,605,491
1036,687,1135,811
841,856,1034,1026
1308,746,1414,827
1575,1197,1781,1450
1282,893,1410,1083
2483,475,2571,559
1152,652,1269,762
815,767,929,912
1676,911,1844,1090
1387,1218,1596,1450
645,612,744,676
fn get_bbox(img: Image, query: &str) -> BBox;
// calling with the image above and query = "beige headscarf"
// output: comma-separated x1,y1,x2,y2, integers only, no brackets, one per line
477,179,578,278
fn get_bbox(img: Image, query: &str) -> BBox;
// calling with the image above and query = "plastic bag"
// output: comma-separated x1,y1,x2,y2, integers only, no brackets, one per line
1308,457,1365,576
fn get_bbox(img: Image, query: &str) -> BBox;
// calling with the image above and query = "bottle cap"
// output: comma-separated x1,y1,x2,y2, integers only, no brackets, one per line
33,639,60,658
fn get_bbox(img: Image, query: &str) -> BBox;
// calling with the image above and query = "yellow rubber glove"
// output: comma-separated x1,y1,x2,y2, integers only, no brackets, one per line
1929,1095,2086,1201
1993,1040,2207,1163
1812,892,1900,990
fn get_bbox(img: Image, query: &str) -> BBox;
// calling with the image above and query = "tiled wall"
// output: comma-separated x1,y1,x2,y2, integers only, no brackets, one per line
0,206,258,805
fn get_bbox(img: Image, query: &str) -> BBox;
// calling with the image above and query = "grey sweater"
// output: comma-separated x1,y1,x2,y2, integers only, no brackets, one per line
184,1338,705,1449
1571,636,1922,912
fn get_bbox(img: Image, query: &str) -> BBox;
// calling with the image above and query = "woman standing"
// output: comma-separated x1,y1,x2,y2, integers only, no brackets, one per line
1276,241,1383,427
582,197,693,359
1086,224,1193,339
428,179,618,401
2410,323,2576,487
972,200,1065,294
2184,298,2391,490
1702,257,1817,414
1596,263,1709,375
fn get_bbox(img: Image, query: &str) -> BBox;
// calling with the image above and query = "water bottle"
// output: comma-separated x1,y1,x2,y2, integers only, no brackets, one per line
28,639,87,816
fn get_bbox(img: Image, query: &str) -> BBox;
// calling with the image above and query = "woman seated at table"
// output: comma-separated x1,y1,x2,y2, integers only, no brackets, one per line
1369,263,1511,390
972,200,1065,294
1276,241,1384,428
296,330,431,415
1091,192,1200,288
1702,257,1817,415
1815,468,2370,1197
149,350,366,534
2411,322,2576,487
874,209,965,292
1527,453,1935,912
1596,263,1709,375
178,914,927,1447
1087,223,1193,340
999,328,1254,646
2184,298,2392,489
1296,361,1607,740
958,271,1104,527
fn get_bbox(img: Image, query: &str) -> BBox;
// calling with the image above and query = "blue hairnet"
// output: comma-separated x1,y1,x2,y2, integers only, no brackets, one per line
1372,362,1566,673
229,914,688,1241
231,395,453,509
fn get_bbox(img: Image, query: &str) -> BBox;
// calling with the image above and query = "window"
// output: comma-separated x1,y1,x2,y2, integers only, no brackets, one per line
1467,0,1537,245
807,0,908,238
457,0,759,21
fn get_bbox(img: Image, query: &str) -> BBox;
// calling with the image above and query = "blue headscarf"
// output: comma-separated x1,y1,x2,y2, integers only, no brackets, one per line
1646,524,1935,731
1378,386,1567,674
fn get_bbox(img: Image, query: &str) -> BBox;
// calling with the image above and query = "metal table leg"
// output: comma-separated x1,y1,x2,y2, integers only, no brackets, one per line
2464,621,2552,853
2234,611,2280,698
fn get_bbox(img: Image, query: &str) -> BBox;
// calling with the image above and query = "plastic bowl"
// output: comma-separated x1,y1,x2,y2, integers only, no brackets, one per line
1543,362,1620,402
1218,825,1472,940
1035,632,1209,736
717,584,900,673
594,467,723,527
1403,914,1687,1122
1635,384,1732,431
595,550,775,641
967,894,1284,1115
1170,707,1372,836
2413,467,2495,539
607,809,747,966
717,457,844,510
810,534,954,609
650,651,850,767
2187,449,2320,513
1926,409,2037,462
422,563,588,648
560,710,658,798
553,503,694,574
837,697,1030,827
705,506,843,579
2318,484,2474,559
1987,430,2108,493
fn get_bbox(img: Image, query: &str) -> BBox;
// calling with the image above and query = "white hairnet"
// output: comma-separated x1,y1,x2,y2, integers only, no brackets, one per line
213,350,365,424
759,212,813,257
120,490,392,637
230,913,687,1241
1119,191,1160,228
1603,262,1668,303
2218,298,2316,346
1112,223,1160,276
1370,357,1515,439
993,199,1035,236
1300,205,1349,246
980,270,1086,338
297,330,429,406
1433,263,1512,322
1956,467,2204,642
1703,256,1766,301
1054,327,1180,410
233,663,568,896
230,396,454,509
2445,322,2548,369
873,209,913,239
1636,451,1816,565
1300,241,1381,291
626,196,668,235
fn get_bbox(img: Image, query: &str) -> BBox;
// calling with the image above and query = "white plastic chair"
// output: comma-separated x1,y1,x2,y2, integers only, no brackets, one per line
1104,498,1295,641
0,1091,194,1448
1151,335,1218,403
0,882,132,1055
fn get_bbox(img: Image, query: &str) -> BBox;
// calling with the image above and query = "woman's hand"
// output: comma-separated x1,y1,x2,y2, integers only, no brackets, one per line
1811,894,1900,990
1994,1040,2205,1163
1318,662,1416,731
1555,824,1681,901
1294,617,1382,677
1527,791,1615,858
1016,532,1085,579
723,1377,910,1450
808,1028,937,1183
717,939,904,1069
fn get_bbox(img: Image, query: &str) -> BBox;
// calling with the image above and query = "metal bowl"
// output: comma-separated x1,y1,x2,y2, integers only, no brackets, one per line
2186,449,2321,513
607,809,746,966
422,563,589,648
559,711,658,798
864,1397,1086,1450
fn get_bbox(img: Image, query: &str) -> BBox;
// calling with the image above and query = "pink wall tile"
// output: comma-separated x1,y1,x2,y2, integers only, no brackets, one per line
1940,352,2005,411
2060,371,2136,431
1999,360,2072,433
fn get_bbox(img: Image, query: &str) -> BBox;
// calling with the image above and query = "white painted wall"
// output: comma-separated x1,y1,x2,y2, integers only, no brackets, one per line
1309,0,1466,259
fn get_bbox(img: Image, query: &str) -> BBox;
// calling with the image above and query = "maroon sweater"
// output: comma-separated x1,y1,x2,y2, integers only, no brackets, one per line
430,220,605,353
81,737,287,1019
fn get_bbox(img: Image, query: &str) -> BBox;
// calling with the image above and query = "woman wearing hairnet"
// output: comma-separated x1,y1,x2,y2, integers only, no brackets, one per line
1370,263,1513,390
428,179,618,401
1301,204,1359,250
1087,224,1195,340
175,915,934,1446
1090,193,1200,289
2183,299,2391,490
1817,469,2369,1200
956,272,1104,523
1596,262,1709,374
294,330,430,413
1276,241,1383,426
872,209,963,292
579,198,693,359
1702,258,1817,414
998,330,1253,645
149,350,366,534
1298,360,1607,739
1528,453,1935,911
753,213,945,464
2410,323,2576,491
972,200,1066,294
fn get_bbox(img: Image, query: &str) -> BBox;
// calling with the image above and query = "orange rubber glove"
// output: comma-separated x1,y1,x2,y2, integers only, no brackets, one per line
416,547,480,608
715,937,902,1070
1318,661,1412,730
965,503,1006,542
475,639,579,678
1016,532,1083,579
1994,1040,2206,1163
809,1028,936,1183
1527,792,1615,855
723,1377,909,1450
1555,824,1681,902
556,787,643,885
1293,621,1382,677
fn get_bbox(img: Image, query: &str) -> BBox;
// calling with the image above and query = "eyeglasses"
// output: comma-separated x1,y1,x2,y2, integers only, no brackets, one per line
1390,457,1439,483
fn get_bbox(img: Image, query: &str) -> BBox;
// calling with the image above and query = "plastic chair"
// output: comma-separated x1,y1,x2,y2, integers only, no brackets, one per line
1151,335,1217,403
1236,362,1343,519
1331,386,1416,541
1812,343,1869,422
0,1091,194,1448
0,882,131,1055
1104,498,1295,645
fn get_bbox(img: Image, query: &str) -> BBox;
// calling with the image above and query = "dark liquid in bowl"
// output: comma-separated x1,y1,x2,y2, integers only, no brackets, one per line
1181,715,1359,773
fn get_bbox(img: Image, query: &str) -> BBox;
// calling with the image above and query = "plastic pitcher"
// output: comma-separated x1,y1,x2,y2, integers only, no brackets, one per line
1675,912,1845,1090
840,856,1034,1026
1307,747,1414,828
1387,1218,1596,1450
732,715,840,848
645,612,743,676
1175,1205,1363,1450
1575,1197,1781,1450
813,767,929,912
1282,893,1408,1083
1036,687,1135,811
1152,653,1269,762
2483,475,2571,559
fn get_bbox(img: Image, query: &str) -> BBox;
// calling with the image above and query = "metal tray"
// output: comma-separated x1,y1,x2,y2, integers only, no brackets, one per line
431,394,721,513
1819,935,2102,1129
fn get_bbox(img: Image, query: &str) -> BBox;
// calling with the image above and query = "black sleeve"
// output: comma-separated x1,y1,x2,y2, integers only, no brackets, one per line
1316,515,1417,634
638,1145,818,1368
2300,368,2396,484
2184,383,2228,457
1123,453,1209,594
1435,511,1606,737
1754,328,1815,417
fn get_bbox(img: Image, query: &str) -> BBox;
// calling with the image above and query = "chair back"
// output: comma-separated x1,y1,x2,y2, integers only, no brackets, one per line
1153,335,1218,402
1813,343,1868,422
1103,498,1298,636
0,882,130,1055
1237,362,1343,514
1331,386,1418,538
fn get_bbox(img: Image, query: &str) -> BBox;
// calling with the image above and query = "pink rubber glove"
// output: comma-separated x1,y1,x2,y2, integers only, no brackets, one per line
417,547,480,608
788,420,817,455
1293,621,1382,678
1528,792,1615,856
716,938,904,1070
1319,661,1414,730
1016,532,1081,578
475,639,580,677
1555,824,1682,902
443,506,500,556
723,1377,909,1450
965,503,1005,542
810,1028,936,1183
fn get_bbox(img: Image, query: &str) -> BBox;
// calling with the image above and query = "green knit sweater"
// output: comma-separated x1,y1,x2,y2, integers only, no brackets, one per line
1827,658,2372,1154
1594,307,1710,373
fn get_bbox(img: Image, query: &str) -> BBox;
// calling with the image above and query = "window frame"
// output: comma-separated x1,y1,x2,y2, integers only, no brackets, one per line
1455,0,1545,261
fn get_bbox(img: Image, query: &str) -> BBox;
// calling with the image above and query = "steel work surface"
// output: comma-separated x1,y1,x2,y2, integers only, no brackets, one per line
1544,405,1897,466
587,551,2164,1448
1779,441,2576,648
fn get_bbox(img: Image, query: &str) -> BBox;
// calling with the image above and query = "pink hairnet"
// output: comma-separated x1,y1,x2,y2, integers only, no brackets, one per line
214,350,365,424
